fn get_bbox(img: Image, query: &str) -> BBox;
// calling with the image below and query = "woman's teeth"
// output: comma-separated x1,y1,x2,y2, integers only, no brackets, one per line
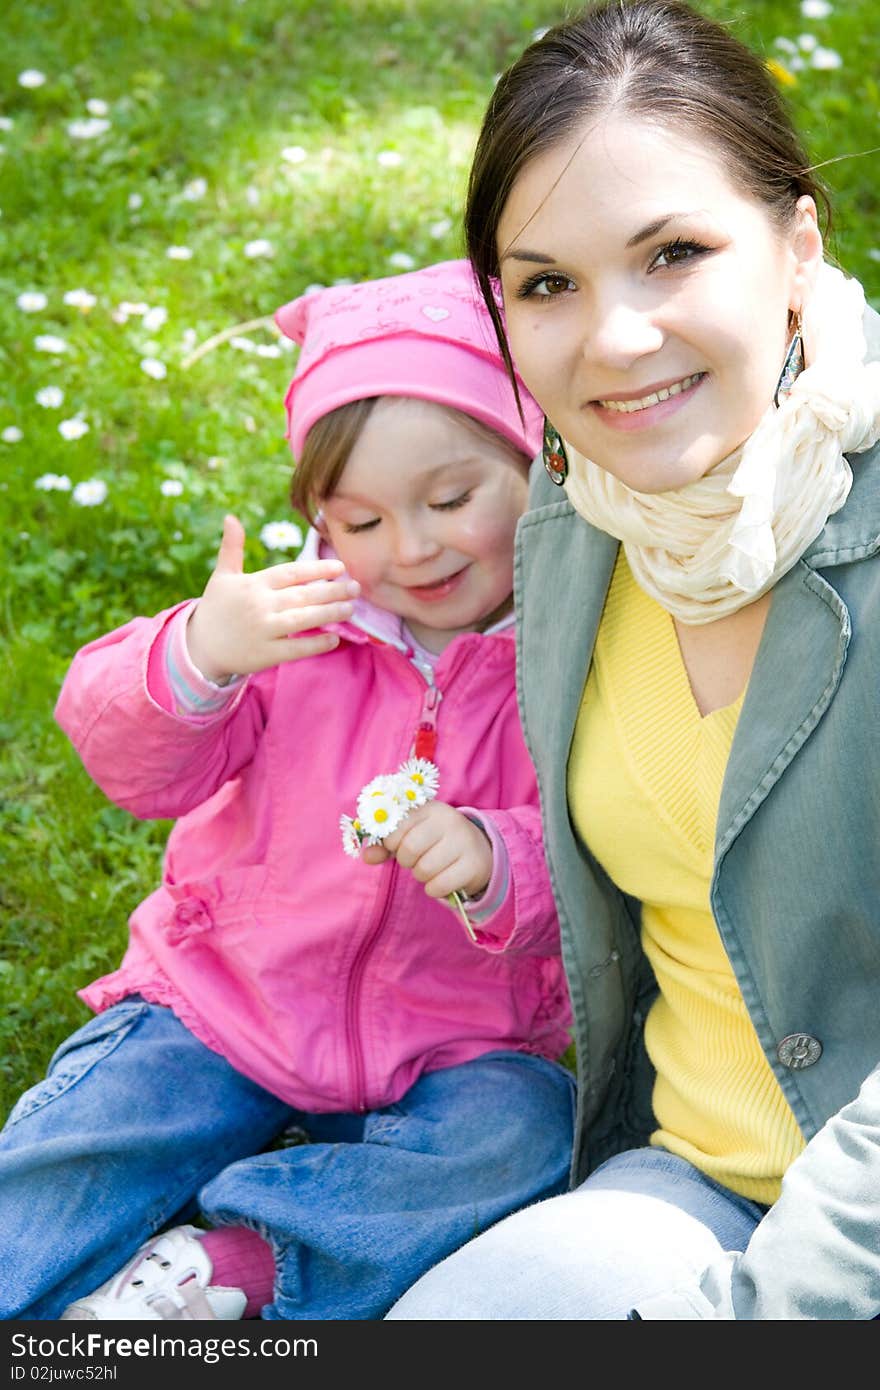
597,372,703,413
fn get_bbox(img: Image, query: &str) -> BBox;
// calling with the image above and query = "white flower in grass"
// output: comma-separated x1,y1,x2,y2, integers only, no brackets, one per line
801,0,832,16
160,478,184,497
64,288,96,310
166,245,193,260
797,33,818,50
340,814,365,859
72,478,107,507
34,334,68,353
868,249,880,263
59,417,89,440
356,777,407,839
182,177,207,201
128,192,143,211
376,150,403,167
0,117,14,132
811,46,842,68
773,36,798,54
397,758,440,803
17,291,47,312
142,306,167,333
2,426,23,443
36,386,64,408
429,217,452,240
245,185,261,207
35,472,72,491
140,357,167,380
86,98,109,116
244,239,274,259
259,520,303,551
68,118,110,139
281,145,308,164
256,343,281,358
388,252,416,270
230,335,257,353
18,70,46,89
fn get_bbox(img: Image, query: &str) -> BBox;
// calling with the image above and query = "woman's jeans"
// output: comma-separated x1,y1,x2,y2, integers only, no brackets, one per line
386,1146,765,1320
0,999,575,1320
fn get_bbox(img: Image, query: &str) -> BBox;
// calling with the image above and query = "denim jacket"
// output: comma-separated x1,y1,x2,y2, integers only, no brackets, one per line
515,434,880,1315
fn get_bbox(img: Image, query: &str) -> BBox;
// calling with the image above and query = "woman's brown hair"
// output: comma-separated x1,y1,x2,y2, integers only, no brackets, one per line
465,0,831,386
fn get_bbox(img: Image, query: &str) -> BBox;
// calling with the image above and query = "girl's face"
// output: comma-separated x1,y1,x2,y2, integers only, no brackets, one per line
319,398,529,653
497,114,821,493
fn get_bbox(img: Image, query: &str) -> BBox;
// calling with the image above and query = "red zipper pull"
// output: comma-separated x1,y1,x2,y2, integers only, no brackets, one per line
413,685,441,761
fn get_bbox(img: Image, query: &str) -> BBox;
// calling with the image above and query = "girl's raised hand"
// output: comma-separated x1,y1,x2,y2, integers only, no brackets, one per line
185,514,360,683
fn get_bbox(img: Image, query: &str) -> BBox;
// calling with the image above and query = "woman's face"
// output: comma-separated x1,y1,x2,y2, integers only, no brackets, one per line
497,114,820,493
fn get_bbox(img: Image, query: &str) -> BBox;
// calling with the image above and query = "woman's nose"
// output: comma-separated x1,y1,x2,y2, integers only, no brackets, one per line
585,296,664,369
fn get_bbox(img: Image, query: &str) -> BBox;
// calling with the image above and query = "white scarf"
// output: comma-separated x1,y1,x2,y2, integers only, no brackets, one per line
562,263,880,624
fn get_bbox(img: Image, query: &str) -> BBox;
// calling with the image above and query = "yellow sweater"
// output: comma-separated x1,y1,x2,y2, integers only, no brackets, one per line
568,550,804,1204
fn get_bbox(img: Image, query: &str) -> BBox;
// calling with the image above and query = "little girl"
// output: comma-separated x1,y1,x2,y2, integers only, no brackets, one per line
0,259,574,1321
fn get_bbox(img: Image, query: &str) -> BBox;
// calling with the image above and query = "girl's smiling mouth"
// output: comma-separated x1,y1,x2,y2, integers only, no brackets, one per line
405,566,469,602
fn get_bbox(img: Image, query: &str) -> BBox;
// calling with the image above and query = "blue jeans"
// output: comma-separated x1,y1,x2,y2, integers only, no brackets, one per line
386,1146,765,1319
0,1000,575,1320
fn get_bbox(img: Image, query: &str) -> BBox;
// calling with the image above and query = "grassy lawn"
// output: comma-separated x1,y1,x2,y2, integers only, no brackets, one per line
1,0,878,1117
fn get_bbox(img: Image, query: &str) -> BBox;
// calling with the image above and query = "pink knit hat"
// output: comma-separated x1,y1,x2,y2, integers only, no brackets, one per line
274,259,543,460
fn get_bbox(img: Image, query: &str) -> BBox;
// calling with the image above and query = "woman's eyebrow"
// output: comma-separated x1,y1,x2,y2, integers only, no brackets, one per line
502,212,694,263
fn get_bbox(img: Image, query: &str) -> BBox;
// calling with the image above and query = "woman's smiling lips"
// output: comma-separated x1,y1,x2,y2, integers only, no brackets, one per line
589,371,706,431
404,566,469,602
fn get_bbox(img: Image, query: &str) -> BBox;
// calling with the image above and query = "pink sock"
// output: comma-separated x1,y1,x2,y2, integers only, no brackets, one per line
199,1226,276,1319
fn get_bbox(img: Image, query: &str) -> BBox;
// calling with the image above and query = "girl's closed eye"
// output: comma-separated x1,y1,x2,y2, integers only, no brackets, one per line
649,238,712,271
342,516,381,534
431,491,472,512
515,271,576,302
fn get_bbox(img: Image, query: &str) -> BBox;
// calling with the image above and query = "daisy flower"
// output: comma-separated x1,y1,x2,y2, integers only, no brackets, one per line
58,418,89,440
259,520,303,551
18,70,46,89
340,815,365,859
17,291,47,312
398,758,440,799
2,426,23,443
166,246,193,261
35,472,72,491
244,239,274,259
36,386,64,408
356,777,407,839
64,288,97,310
72,478,107,507
34,334,68,353
140,357,167,380
67,118,110,140
160,479,184,497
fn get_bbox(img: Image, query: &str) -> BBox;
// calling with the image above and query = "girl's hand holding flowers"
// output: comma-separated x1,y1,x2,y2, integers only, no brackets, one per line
361,803,492,903
186,513,361,683
341,760,489,941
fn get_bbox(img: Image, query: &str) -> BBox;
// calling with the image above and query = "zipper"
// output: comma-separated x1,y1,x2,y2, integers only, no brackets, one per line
344,658,443,1111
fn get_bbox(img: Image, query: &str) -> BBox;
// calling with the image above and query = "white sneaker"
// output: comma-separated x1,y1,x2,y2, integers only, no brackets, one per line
60,1225,248,1321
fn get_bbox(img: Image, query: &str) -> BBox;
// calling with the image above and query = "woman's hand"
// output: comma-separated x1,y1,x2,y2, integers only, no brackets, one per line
185,513,360,683
361,801,493,902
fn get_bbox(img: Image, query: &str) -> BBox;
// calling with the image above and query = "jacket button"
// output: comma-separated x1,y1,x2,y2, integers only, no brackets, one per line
776,1033,822,1069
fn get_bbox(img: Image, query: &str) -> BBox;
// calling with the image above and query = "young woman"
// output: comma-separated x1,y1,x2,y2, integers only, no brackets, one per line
386,1,880,1320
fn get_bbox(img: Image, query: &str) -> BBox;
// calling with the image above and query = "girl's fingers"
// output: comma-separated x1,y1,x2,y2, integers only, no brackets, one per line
272,600,356,633
266,558,348,589
273,632,340,662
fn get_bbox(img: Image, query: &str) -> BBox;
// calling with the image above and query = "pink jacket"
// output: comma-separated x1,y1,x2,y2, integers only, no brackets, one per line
55,593,571,1114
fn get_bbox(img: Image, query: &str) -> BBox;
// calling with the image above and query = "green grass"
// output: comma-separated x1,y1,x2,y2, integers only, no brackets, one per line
1,0,878,1116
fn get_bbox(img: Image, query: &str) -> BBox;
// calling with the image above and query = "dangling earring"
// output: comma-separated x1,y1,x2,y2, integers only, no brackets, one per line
542,417,568,485
774,308,805,407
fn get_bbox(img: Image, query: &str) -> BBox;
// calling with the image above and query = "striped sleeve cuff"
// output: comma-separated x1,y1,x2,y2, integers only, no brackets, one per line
166,607,244,717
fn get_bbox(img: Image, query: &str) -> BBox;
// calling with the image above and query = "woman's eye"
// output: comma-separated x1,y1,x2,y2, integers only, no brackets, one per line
343,517,380,534
650,239,709,270
431,492,472,512
517,272,575,300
